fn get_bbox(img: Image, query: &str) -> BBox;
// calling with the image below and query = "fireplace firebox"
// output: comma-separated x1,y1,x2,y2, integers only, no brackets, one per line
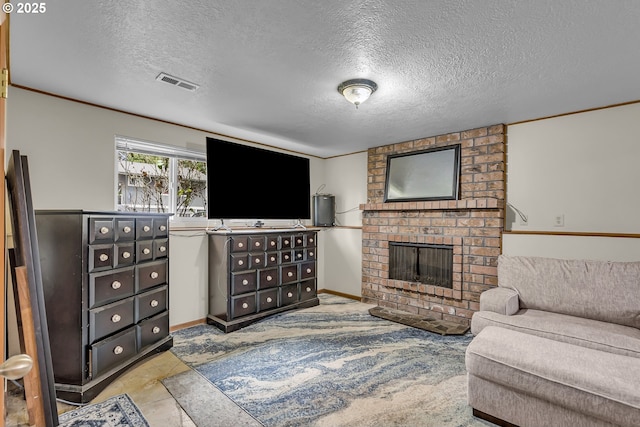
389,242,453,289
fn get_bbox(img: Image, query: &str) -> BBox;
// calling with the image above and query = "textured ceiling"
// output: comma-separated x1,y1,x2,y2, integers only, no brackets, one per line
8,1,640,158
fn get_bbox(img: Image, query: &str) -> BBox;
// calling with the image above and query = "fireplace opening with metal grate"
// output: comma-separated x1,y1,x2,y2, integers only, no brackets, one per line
389,242,453,289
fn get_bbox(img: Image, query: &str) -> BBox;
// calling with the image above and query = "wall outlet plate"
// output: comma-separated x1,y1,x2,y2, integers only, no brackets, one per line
554,214,565,227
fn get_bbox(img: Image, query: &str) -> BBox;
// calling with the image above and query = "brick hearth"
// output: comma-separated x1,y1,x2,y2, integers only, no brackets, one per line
361,125,505,325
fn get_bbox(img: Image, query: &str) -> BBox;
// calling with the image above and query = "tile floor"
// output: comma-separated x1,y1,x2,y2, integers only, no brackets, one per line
6,351,198,426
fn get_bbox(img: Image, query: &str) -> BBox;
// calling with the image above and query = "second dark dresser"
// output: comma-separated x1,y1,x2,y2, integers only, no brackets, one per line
34,210,173,403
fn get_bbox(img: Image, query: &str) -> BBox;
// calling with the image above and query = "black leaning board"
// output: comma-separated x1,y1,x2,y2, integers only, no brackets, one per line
6,150,59,426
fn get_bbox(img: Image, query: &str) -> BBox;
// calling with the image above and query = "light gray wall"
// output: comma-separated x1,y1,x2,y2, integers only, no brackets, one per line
504,102,640,260
5,87,349,327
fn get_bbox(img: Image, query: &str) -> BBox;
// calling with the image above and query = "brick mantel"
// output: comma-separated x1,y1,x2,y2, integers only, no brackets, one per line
362,125,505,326
360,198,502,212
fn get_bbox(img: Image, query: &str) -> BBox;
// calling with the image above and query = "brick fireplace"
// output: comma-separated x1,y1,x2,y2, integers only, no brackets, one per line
360,124,505,325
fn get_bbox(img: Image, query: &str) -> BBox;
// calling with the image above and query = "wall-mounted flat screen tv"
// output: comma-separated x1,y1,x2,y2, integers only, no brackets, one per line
384,145,461,202
206,137,311,220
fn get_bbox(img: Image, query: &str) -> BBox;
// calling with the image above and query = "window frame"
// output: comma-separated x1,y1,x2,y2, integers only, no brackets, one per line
115,136,207,224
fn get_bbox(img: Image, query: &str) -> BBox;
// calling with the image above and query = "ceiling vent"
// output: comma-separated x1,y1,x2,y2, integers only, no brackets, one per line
156,72,199,92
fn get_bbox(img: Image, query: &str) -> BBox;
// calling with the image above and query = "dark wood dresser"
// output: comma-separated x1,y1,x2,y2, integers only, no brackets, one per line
34,210,173,403
207,229,320,332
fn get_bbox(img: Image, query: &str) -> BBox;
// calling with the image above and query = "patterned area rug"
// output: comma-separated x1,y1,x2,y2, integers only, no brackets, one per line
166,294,491,427
59,394,149,427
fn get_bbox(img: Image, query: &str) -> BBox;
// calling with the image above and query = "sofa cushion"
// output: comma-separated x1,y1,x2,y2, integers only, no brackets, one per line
466,326,640,427
471,309,640,358
479,287,519,315
497,255,640,328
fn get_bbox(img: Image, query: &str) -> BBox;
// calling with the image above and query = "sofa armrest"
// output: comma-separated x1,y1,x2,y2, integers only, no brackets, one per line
479,287,520,315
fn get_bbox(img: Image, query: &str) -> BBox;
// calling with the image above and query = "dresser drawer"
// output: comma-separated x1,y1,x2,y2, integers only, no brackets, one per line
293,249,304,262
153,239,169,259
89,244,114,272
249,252,265,269
305,232,317,247
230,294,256,319
231,271,257,295
115,242,135,268
136,218,155,240
281,265,298,284
136,312,169,351
114,218,135,242
135,285,167,322
257,288,278,311
231,236,249,252
280,284,298,306
89,267,135,308
301,261,316,280
89,297,135,343
306,247,317,261
89,218,114,244
293,235,305,248
91,327,137,379
280,250,293,264
154,218,169,237
299,280,317,302
230,253,249,271
248,236,266,251
136,260,167,292
137,241,154,262
264,252,279,267
258,268,279,289
280,235,293,249
266,236,279,251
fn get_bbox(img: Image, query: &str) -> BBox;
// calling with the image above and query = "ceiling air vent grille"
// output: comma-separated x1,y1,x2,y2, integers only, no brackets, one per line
156,72,199,92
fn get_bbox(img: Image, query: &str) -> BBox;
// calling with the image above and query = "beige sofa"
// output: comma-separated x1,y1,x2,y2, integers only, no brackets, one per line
466,255,640,427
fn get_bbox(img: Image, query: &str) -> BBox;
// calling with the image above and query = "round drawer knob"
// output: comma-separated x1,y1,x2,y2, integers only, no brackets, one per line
266,275,273,281
238,242,244,248
266,297,273,303
143,225,151,232
143,248,151,254
254,258,261,264
309,238,314,243
242,279,249,285
150,271,159,279
238,260,244,266
122,251,131,259
284,240,289,245
159,225,167,231
111,314,121,323
152,326,161,334
287,272,293,277
242,302,249,309
159,246,166,252
111,280,121,290
287,292,293,298
306,287,312,292
297,253,302,259
123,226,132,233
270,256,276,262
150,299,159,307
284,255,290,260
306,268,312,273
113,345,124,355
255,242,261,247
99,254,109,262
270,241,276,246
297,239,302,244
100,226,109,234
310,251,314,257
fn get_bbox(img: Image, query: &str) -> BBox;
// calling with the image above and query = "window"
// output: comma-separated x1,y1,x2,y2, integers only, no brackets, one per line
116,136,207,219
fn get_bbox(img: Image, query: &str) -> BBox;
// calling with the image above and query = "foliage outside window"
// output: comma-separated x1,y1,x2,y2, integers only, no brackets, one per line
116,137,207,218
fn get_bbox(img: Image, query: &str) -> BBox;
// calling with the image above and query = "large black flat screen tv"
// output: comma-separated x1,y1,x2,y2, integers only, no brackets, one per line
206,137,311,220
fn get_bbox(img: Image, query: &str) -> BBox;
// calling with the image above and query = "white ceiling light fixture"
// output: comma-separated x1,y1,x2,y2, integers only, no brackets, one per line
337,78,377,109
